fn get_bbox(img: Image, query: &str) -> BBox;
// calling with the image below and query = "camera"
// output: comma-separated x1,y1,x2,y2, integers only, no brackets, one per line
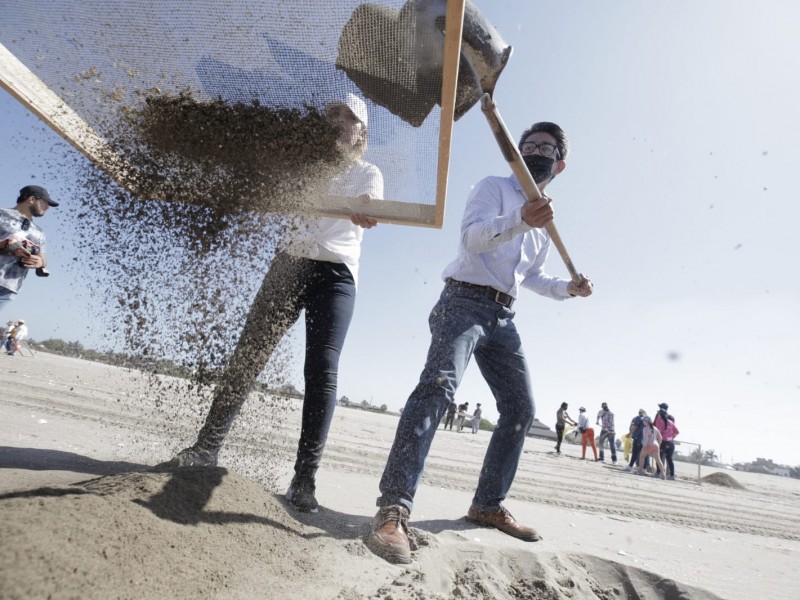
13,240,50,277
16,240,38,266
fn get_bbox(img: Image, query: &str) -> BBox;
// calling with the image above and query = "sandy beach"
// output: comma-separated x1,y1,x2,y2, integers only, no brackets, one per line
1,351,798,599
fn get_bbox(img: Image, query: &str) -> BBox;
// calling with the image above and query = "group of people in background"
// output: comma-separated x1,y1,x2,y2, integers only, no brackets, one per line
554,402,680,480
2,319,28,356
442,400,483,434
624,403,680,480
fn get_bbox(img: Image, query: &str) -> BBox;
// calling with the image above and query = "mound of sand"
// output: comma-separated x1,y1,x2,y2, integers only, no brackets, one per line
702,472,746,489
0,469,723,600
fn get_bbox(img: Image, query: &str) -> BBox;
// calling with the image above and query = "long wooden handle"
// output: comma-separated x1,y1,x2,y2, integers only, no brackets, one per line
479,94,581,283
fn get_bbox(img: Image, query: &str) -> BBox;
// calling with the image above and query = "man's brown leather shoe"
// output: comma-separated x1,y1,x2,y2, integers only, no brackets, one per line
365,504,412,564
466,504,540,542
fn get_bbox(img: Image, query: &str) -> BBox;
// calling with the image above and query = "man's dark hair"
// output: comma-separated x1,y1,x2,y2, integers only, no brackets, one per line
519,122,569,159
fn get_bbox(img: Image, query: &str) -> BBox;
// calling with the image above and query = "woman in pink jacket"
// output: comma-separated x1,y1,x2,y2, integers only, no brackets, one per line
654,404,680,480
634,416,666,479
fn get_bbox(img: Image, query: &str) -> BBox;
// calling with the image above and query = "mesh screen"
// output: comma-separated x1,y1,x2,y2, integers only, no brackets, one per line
0,0,473,227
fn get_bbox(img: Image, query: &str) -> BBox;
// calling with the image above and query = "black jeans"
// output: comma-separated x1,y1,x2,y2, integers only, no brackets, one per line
660,440,676,476
555,424,566,452
195,252,356,480
628,439,643,468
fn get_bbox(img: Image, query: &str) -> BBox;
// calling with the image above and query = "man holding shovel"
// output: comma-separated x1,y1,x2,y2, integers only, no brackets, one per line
366,121,592,564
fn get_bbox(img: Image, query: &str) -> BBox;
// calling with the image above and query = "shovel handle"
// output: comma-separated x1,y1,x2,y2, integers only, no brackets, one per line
480,94,581,284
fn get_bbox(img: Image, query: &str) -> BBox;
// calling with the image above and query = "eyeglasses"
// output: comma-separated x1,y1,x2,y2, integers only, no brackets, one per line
520,141,558,157
21,218,31,231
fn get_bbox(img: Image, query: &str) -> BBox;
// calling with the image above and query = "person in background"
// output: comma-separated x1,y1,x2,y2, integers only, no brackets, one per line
2,320,15,349
365,121,593,564
555,402,577,455
624,409,647,472
0,185,58,315
471,403,483,434
5,319,28,355
577,406,598,461
595,402,617,464
634,415,666,479
443,399,457,430
456,401,470,432
621,432,633,463
155,93,384,515
654,403,680,480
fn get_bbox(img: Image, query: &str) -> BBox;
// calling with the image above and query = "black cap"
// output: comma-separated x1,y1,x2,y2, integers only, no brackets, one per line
658,403,669,410
19,185,58,207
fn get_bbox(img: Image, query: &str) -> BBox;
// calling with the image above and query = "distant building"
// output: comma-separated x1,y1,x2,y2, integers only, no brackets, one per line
526,418,557,441
742,457,791,477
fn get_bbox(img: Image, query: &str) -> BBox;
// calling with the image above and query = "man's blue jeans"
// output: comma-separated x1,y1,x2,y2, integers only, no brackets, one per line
377,282,535,512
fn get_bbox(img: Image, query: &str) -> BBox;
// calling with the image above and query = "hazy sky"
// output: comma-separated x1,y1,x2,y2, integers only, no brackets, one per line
2,1,798,466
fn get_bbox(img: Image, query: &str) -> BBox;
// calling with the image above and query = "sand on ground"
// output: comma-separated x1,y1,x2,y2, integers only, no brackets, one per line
2,351,799,599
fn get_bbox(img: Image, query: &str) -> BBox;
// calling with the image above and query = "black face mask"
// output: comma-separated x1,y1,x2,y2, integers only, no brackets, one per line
522,154,555,184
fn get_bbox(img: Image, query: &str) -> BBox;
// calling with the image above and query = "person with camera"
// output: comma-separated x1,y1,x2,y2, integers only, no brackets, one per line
0,185,58,315
155,94,383,515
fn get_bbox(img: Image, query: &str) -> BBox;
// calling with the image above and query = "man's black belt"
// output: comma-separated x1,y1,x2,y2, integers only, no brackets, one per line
446,278,514,308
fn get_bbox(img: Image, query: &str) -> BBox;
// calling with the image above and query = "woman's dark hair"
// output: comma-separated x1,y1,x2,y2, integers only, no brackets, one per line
518,122,569,159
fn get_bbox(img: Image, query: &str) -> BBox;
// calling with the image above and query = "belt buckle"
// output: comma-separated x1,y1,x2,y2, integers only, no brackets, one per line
491,289,509,307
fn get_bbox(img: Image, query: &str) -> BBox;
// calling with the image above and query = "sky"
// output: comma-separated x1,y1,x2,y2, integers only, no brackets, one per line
1,1,798,467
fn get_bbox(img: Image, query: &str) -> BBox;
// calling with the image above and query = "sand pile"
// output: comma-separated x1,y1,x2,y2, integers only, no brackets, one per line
0,468,724,600
701,472,746,489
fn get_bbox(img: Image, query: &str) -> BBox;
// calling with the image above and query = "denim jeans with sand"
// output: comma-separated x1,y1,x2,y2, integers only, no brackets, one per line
377,282,535,512
195,252,355,479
